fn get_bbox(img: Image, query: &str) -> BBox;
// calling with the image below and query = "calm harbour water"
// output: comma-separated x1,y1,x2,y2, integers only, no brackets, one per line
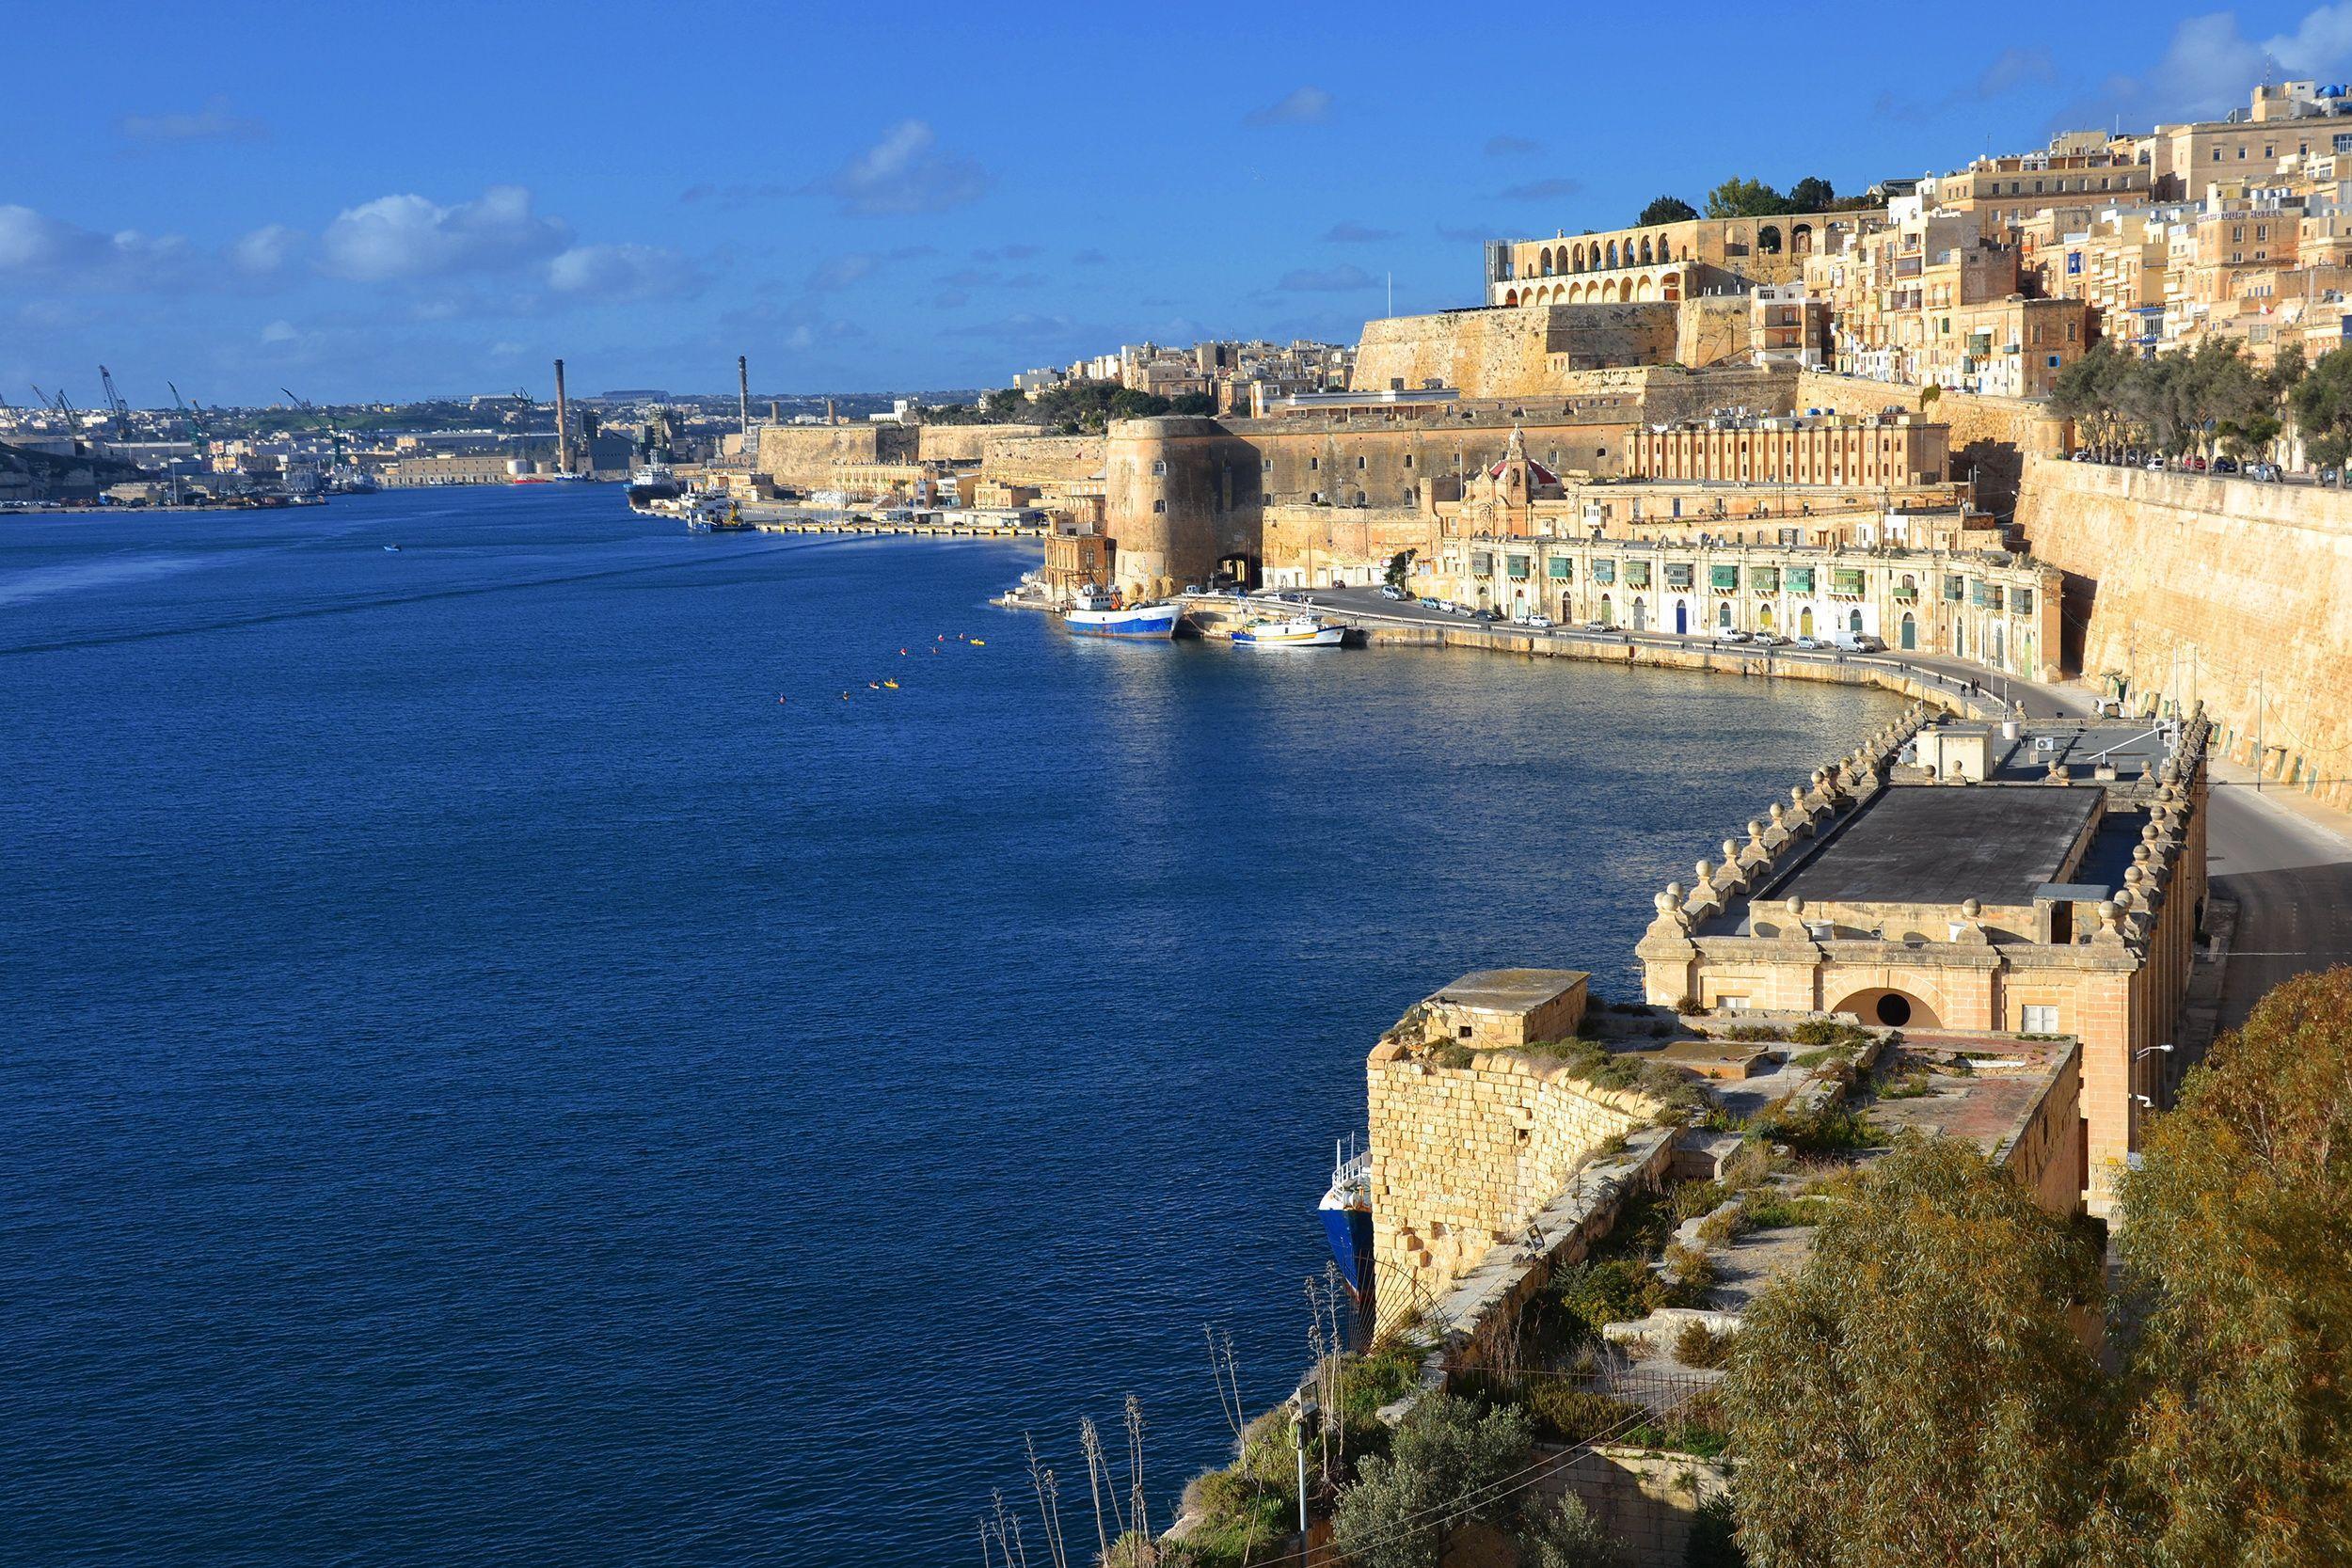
1,487,1899,1565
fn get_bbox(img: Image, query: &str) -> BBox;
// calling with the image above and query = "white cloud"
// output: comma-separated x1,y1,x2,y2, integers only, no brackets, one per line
320,185,569,283
117,95,269,145
230,223,300,277
2075,5,2352,127
1244,87,1332,127
547,243,702,301
260,319,299,343
0,205,199,289
0,204,92,271
810,121,987,216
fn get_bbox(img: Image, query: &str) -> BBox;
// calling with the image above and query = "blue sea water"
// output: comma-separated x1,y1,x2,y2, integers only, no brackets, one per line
0,488,1900,1566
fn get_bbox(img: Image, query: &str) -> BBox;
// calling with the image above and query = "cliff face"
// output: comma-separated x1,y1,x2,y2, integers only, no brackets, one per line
2016,456,2352,810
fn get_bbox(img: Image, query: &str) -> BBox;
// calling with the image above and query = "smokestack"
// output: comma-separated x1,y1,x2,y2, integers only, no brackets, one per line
553,358,572,475
738,355,751,443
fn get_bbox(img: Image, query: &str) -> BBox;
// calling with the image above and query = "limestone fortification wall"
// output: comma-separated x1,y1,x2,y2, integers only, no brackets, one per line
1368,1019,1657,1307
2016,457,2352,810
1351,306,1677,399
915,423,1044,463
979,434,1103,486
755,423,916,487
1673,294,1752,370
1794,371,2069,509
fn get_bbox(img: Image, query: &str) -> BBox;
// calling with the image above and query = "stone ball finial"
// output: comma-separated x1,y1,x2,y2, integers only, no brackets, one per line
1961,896,1982,919
1666,881,1686,902
1655,889,1679,914
1786,895,1806,917
1771,801,1788,823
2132,844,2152,864
1791,785,1809,807
1747,818,1767,842
1695,858,1714,883
1723,839,1741,863
2097,899,2122,928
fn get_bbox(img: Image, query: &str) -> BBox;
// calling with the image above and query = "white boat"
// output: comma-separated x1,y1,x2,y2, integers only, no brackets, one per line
1062,586,1177,640
1232,615,1343,647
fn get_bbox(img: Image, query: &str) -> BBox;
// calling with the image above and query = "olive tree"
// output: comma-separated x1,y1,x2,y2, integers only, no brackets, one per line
1329,1394,1537,1568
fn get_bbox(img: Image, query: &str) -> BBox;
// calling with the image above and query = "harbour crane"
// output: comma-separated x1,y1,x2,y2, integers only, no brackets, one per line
279,387,351,469
98,365,131,440
167,381,210,456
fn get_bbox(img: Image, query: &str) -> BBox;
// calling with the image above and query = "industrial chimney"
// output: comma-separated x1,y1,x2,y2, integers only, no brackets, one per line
553,358,572,475
738,355,751,444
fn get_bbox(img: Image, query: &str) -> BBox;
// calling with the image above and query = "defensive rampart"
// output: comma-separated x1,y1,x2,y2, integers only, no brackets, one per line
1351,306,1678,397
754,423,917,488
978,434,1103,486
2016,457,2352,810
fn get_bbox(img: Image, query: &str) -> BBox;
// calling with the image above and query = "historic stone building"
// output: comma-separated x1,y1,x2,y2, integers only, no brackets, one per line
1636,705,2211,1212
1488,210,1882,307
1625,413,1948,488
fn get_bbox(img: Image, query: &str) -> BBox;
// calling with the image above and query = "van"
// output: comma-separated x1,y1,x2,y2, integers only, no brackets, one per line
1830,631,1885,653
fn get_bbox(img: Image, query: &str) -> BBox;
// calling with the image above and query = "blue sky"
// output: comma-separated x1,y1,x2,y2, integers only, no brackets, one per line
6,0,2351,405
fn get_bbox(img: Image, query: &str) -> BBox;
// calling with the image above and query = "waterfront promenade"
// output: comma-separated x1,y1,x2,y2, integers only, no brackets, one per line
1254,585,2352,1038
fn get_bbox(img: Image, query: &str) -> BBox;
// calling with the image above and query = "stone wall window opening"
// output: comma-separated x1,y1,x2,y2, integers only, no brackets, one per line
1152,499,1166,514
1151,459,1167,477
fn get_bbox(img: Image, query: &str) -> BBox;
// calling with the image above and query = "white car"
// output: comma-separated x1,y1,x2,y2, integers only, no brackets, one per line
1523,615,1553,629
1712,627,1748,644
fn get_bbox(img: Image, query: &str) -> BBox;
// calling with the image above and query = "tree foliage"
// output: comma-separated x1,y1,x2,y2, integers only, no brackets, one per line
1701,176,1848,218
2054,340,2300,460
1328,1394,1536,1568
2291,348,2352,479
2110,967,2352,1568
1721,1133,2108,1568
1637,195,1699,226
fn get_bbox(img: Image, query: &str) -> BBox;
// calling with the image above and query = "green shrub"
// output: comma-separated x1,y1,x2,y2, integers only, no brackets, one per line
1739,1194,1832,1229
1788,1019,1875,1052
1521,1381,1650,1445
1670,1180,1728,1222
1433,1042,1473,1069
1553,1259,1671,1339
1695,1208,1737,1248
1662,1242,1715,1294
1676,1321,1732,1370
1723,1023,1787,1042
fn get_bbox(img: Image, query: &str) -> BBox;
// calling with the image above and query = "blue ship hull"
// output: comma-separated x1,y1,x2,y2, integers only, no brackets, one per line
1321,1203,1374,1296
1064,605,1179,639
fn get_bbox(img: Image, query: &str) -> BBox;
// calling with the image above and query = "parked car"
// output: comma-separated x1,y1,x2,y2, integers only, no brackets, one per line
1712,627,1748,644
1472,610,1498,623
1583,619,1609,631
1379,585,1403,599
2213,457,2239,475
1752,632,1788,647
2144,457,2166,471
1524,614,1553,629
1792,635,1821,650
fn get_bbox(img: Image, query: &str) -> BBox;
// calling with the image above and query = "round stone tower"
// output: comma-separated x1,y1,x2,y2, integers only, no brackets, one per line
1104,416,1255,597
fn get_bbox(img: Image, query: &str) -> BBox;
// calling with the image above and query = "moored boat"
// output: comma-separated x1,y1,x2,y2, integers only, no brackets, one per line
1062,586,1177,640
1319,1140,1375,1304
1232,614,1343,647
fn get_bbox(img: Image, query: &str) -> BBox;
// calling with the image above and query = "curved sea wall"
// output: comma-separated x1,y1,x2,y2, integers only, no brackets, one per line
2016,456,2352,811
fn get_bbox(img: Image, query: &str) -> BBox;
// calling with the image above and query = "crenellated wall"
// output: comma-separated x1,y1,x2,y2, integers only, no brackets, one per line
2017,457,2352,811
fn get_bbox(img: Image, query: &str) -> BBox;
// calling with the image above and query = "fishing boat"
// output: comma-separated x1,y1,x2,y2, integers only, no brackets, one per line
1319,1140,1375,1303
1232,614,1343,647
1061,586,1177,641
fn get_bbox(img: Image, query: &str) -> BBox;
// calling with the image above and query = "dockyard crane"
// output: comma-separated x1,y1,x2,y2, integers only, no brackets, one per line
98,366,131,440
167,381,210,457
279,386,351,470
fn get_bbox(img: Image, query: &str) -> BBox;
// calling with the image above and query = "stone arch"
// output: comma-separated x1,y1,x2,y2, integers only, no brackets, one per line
1541,247,1556,276
1601,279,1619,302
1633,276,1655,301
1792,222,1814,255
1572,243,1586,271
1759,224,1783,255
1849,608,1865,635
1799,606,1814,637
1639,236,1655,264
1503,288,1518,307
1661,272,1681,302
1630,595,1647,630
1598,593,1614,626
1829,986,1945,1030
1605,240,1619,268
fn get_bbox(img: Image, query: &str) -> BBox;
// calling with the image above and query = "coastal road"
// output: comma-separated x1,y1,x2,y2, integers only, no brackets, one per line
1288,585,2352,1030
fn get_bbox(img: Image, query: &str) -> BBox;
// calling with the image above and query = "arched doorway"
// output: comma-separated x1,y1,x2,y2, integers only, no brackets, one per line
1512,587,1528,619
1953,624,1966,658
1991,623,2006,669
1830,987,1943,1029
1674,601,1689,635
1849,609,1865,636
1477,584,1492,611
1599,593,1614,626
1631,596,1647,630
1757,604,1775,630
1899,611,1916,650
1561,590,1573,620
1502,289,1518,306
1799,606,1814,637
1717,601,1733,629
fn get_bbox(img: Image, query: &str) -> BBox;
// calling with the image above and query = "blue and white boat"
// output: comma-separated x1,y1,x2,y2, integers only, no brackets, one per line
1062,587,1178,640
1319,1139,1375,1300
